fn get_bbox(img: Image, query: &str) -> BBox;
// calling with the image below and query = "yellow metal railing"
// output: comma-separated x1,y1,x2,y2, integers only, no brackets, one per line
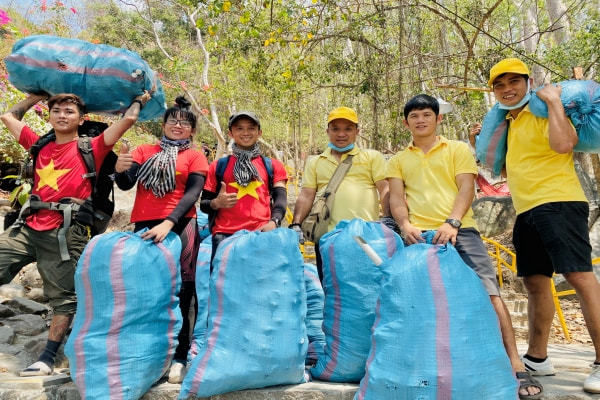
482,236,600,342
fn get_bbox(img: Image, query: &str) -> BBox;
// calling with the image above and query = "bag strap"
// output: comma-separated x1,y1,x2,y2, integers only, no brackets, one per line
322,155,354,199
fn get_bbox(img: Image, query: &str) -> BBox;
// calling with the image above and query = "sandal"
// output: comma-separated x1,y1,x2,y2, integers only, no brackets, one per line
516,371,543,400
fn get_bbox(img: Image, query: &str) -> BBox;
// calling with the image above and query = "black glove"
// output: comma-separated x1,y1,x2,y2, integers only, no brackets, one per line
289,223,305,244
380,216,401,234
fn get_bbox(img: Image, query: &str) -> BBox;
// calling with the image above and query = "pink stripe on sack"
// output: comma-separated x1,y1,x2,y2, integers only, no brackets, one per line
304,269,321,288
73,235,101,399
381,224,398,258
189,242,234,395
357,299,382,399
156,241,180,373
106,237,128,400
8,55,139,82
486,121,507,168
320,242,341,380
426,247,452,399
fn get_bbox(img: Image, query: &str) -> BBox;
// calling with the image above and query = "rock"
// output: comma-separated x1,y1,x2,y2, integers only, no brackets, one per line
25,288,47,303
4,315,47,336
16,264,43,289
2,298,49,315
0,284,26,300
0,343,20,356
0,353,27,375
0,304,16,318
472,196,516,237
0,326,15,344
22,337,47,358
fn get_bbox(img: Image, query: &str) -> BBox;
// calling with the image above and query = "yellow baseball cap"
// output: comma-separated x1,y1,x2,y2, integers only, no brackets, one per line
327,107,359,124
488,58,530,87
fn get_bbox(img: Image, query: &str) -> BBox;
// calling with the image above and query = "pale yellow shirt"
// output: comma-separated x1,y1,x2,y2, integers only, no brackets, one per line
506,105,586,215
302,146,386,231
386,136,478,230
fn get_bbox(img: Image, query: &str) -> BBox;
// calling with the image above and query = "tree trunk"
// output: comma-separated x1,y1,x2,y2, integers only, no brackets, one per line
545,0,571,45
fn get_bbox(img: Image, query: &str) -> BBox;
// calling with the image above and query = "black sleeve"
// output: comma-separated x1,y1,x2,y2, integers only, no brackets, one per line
166,172,206,224
114,162,140,190
270,185,287,222
200,188,217,215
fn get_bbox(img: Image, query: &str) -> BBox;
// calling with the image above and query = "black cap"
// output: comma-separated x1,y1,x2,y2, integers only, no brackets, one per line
228,111,261,130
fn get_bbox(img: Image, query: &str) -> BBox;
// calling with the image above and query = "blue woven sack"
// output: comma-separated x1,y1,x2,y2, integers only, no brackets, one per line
475,103,509,176
355,232,517,399
65,230,183,400
304,263,325,365
179,229,308,398
189,235,211,360
195,208,210,241
311,219,403,382
5,35,166,121
476,79,600,175
529,80,600,153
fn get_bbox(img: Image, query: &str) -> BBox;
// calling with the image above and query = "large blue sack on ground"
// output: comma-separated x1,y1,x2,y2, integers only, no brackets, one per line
529,80,600,153
311,219,403,382
304,263,325,365
5,35,166,121
179,229,308,399
476,79,600,175
355,232,517,400
189,235,211,360
65,230,183,400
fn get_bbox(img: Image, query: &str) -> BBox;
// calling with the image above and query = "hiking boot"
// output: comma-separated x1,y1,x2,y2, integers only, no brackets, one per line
167,361,187,384
20,361,53,377
521,355,556,376
583,363,600,393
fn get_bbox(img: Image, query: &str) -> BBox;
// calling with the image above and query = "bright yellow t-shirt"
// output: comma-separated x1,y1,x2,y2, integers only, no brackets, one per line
386,136,478,230
505,105,586,215
302,146,386,231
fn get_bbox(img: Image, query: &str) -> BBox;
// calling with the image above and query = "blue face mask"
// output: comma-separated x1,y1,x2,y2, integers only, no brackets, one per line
328,142,355,152
498,80,531,110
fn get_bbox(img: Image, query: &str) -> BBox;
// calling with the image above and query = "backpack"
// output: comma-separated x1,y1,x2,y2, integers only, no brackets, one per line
207,155,274,231
28,120,117,235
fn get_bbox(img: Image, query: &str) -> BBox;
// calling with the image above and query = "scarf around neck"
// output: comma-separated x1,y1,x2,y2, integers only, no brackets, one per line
232,143,261,187
137,136,191,198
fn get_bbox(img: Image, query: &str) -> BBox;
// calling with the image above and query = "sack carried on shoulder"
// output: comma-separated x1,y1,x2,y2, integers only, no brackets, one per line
301,155,354,244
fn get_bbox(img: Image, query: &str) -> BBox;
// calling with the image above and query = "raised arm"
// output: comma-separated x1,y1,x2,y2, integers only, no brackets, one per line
536,84,577,154
103,91,151,147
0,94,48,142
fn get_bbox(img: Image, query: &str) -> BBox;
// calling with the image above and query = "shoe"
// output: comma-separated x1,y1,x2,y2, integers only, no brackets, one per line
19,361,53,377
516,371,543,399
167,361,187,384
521,355,556,376
583,363,600,393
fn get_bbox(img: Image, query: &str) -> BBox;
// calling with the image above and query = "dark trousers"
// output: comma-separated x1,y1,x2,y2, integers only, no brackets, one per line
210,232,233,273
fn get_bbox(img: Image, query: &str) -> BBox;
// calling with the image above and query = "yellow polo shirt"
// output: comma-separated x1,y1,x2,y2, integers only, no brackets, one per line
505,105,586,215
302,146,386,231
386,136,478,230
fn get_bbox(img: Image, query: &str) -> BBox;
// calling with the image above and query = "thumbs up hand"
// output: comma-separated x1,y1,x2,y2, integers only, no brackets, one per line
211,183,238,209
115,141,134,173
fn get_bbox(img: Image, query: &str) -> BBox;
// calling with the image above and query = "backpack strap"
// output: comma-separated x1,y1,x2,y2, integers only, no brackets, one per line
215,155,231,191
77,137,97,181
260,155,274,193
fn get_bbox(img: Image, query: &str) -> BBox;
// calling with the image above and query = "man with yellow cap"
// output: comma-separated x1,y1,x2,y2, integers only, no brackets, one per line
290,106,390,280
481,57,600,394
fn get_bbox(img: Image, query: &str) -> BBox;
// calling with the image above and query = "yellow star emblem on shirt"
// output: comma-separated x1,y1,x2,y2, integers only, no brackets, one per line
36,159,71,191
229,180,263,200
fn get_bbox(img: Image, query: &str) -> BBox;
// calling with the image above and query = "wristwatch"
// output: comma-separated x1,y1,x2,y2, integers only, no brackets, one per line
270,217,281,227
445,218,462,229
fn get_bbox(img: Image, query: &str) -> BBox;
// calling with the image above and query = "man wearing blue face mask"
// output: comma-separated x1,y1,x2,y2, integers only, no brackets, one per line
473,58,600,394
291,107,390,280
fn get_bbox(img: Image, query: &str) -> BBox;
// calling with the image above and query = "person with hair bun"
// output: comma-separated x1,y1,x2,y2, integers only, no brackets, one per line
115,96,209,383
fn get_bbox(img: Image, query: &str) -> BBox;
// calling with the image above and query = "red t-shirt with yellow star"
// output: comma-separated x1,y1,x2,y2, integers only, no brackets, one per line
129,144,209,223
19,125,113,231
205,156,288,234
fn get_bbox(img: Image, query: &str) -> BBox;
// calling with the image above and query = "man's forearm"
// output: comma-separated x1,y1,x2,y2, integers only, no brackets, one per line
0,94,47,142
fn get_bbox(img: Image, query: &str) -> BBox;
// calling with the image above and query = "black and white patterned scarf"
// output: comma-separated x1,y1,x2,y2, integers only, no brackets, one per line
232,143,261,187
137,137,191,198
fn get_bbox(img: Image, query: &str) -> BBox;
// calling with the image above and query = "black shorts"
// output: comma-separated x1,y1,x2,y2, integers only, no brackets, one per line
513,201,592,277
